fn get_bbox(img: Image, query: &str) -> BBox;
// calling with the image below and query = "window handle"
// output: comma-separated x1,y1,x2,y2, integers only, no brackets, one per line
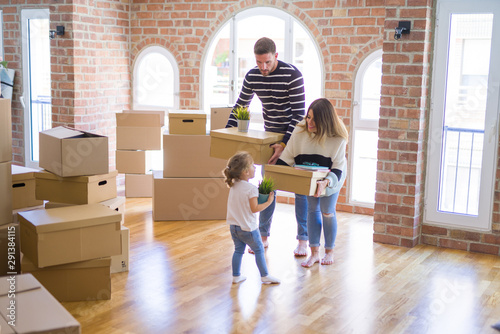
19,95,25,109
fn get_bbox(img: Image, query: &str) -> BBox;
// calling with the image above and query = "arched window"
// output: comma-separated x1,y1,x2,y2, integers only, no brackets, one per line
133,46,179,111
203,7,323,128
350,49,382,206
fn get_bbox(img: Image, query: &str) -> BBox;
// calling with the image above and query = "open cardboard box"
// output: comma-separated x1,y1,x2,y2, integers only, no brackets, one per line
263,165,330,196
210,127,284,165
39,126,109,177
0,274,81,333
19,203,122,268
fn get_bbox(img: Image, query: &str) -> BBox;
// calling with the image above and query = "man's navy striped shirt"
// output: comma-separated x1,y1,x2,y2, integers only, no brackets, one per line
226,60,306,144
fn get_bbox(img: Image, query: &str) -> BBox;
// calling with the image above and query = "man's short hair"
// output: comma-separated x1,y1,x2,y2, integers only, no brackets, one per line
254,37,276,55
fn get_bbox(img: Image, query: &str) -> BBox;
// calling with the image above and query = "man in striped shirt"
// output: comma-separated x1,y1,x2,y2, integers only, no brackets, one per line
225,37,309,256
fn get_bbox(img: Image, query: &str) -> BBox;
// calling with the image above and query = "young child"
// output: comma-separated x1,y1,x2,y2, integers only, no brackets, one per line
223,152,281,284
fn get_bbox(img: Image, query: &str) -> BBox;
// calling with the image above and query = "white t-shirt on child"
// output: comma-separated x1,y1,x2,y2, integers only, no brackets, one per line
226,179,259,232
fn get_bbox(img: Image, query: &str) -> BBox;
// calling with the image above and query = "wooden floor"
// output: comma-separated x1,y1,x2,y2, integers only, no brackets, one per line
62,198,500,334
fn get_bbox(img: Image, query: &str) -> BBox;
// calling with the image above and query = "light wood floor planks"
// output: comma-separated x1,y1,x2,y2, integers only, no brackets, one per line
62,198,500,334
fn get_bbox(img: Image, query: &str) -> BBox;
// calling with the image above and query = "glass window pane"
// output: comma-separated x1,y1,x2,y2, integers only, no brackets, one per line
360,58,382,120
28,18,51,162
438,13,493,215
351,129,378,203
293,21,322,109
206,23,230,107
136,53,174,108
237,15,285,128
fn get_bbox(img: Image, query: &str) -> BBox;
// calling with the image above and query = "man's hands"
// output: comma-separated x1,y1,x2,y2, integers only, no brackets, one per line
268,143,284,165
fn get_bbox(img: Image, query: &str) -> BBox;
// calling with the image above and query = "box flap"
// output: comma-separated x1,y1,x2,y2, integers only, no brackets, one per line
0,274,81,334
264,164,329,178
169,110,206,119
116,112,161,127
39,126,83,140
100,196,126,210
0,272,41,297
11,164,41,181
210,127,284,144
18,203,122,233
35,169,118,182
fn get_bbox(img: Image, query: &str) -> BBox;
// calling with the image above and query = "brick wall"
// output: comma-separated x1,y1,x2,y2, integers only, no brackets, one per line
3,0,500,256
373,2,433,248
3,0,130,168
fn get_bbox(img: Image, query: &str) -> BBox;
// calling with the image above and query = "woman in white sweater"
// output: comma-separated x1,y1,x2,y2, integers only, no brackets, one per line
276,98,348,267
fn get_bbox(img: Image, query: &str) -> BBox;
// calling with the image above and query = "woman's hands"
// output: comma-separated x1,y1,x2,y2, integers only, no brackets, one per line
315,179,330,198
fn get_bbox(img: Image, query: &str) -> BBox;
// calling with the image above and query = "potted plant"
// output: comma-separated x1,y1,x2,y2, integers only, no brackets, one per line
258,176,276,204
233,106,250,132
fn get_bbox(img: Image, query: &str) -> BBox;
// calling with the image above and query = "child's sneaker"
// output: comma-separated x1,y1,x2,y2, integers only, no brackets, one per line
232,275,247,284
261,275,281,284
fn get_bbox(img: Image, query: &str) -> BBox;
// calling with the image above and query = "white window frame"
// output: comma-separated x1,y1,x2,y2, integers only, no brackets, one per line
349,49,382,207
132,45,180,111
201,7,324,113
21,8,50,168
425,0,500,231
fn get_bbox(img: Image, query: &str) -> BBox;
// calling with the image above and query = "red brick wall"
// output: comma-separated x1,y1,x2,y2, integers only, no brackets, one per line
373,2,433,248
3,0,130,168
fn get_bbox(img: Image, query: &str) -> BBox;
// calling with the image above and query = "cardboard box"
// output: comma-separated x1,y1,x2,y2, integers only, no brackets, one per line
153,171,229,221
0,161,12,226
0,98,12,163
35,170,118,205
123,109,166,127
11,165,44,210
163,134,226,178
210,127,284,165
0,223,20,276
19,203,122,267
169,110,207,135
45,196,126,225
263,165,330,196
21,256,112,302
39,126,109,177
116,150,153,174
12,206,44,225
116,112,162,150
111,226,129,273
210,105,233,130
125,173,153,198
0,274,81,333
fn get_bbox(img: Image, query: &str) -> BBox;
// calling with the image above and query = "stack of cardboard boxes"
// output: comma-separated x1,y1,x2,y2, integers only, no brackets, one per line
0,99,82,333
0,99,15,275
153,110,230,221
18,126,128,302
115,110,164,198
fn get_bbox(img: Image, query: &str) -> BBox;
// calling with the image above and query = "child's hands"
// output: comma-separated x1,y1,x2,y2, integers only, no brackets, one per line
267,191,275,203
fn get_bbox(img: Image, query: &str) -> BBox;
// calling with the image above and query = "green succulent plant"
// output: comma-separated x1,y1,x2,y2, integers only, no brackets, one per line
258,176,276,195
233,106,250,120
0,60,7,69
